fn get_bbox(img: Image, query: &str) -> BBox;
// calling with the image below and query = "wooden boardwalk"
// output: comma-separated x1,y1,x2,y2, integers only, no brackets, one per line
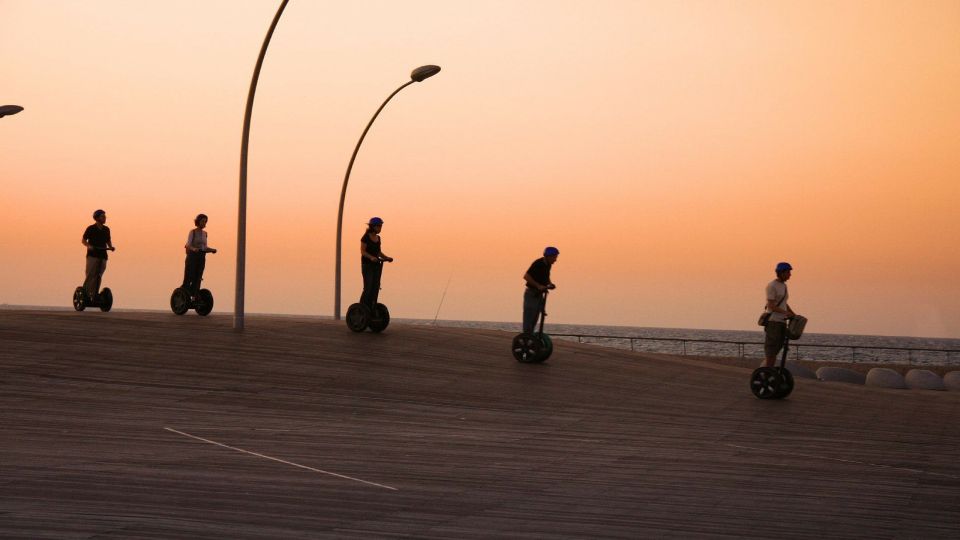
1,310,958,539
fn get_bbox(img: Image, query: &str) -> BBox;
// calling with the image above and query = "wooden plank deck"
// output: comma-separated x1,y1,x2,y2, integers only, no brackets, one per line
1,310,958,539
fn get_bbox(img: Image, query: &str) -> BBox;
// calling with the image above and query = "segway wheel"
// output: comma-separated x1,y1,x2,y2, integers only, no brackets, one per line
98,288,113,312
346,303,370,332
195,289,214,316
774,368,795,399
512,332,543,363
534,333,553,363
73,287,87,312
170,288,190,315
750,367,783,399
368,303,390,333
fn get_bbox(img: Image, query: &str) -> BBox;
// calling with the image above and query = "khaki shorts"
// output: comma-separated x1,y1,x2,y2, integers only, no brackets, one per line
764,321,787,357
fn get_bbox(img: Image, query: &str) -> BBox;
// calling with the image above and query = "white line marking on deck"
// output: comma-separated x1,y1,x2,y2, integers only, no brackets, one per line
726,443,958,479
164,427,398,490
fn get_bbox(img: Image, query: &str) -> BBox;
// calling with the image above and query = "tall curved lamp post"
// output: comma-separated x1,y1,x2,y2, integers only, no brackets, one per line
235,0,289,331
0,105,24,118
334,64,441,320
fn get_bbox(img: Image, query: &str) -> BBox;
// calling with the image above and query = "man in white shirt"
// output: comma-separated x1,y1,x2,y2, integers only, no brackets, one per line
762,262,796,367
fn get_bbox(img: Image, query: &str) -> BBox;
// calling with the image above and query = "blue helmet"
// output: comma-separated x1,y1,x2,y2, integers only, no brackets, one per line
544,246,560,256
368,217,383,225
93,209,105,219
775,262,793,273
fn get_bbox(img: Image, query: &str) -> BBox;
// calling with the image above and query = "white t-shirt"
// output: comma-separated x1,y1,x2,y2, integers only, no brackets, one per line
765,279,789,323
186,229,207,251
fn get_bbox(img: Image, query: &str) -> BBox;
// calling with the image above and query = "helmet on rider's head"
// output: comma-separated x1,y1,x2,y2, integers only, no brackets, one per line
544,247,560,256
368,217,384,226
93,209,105,219
775,262,793,273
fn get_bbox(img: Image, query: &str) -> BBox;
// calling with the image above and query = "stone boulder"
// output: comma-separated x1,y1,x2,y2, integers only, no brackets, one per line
905,369,946,391
944,371,960,391
816,367,866,385
785,361,817,379
865,368,907,389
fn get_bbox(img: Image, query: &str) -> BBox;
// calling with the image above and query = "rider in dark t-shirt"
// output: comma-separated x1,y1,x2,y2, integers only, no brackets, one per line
81,209,115,301
359,217,393,309
83,223,112,259
522,247,558,333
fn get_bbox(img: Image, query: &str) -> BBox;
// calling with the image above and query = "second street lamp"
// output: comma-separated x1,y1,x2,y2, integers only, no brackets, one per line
333,64,441,320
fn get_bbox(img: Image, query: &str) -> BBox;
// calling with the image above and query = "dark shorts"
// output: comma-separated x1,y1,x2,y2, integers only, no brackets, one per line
764,321,787,357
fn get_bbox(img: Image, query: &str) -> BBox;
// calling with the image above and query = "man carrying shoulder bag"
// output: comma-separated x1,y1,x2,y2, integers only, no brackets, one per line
761,262,796,367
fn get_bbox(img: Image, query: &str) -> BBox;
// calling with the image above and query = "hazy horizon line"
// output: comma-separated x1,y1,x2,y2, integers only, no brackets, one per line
2,304,957,342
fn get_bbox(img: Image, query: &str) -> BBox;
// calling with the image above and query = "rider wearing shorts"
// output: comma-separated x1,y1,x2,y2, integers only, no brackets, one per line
763,262,796,367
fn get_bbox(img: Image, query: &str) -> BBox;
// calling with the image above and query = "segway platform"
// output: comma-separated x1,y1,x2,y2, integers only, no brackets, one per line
750,315,807,399
72,287,113,312
346,303,390,333
170,288,214,316
512,289,554,363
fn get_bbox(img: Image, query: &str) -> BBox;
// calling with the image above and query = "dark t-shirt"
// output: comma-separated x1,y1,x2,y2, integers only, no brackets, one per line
360,233,381,265
525,258,551,289
83,224,111,260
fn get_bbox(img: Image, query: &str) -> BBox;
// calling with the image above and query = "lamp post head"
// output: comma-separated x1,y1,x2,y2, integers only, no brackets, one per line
0,105,24,118
410,65,441,82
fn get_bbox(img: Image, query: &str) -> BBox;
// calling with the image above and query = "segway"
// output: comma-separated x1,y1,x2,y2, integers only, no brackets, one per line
170,249,216,316
73,246,115,312
512,288,554,363
346,262,390,333
346,302,390,333
751,315,807,399
72,286,113,312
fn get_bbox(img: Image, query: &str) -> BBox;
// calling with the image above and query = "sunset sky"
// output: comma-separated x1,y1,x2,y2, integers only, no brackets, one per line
2,0,958,338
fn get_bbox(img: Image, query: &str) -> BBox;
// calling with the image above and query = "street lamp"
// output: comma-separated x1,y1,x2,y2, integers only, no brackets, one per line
235,0,289,331
333,64,441,320
0,105,24,118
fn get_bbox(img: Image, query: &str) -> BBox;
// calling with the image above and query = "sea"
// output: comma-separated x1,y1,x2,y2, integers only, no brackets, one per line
3,305,957,366
402,318,960,367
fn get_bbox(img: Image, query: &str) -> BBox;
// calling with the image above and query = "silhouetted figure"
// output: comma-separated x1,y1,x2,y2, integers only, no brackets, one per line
182,214,217,297
81,209,115,302
522,247,558,333
359,217,393,309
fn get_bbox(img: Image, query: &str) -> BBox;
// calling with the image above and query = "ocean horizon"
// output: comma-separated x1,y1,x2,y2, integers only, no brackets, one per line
4,304,958,366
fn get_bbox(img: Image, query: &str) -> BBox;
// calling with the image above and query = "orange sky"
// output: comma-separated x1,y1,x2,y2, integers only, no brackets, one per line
2,0,958,337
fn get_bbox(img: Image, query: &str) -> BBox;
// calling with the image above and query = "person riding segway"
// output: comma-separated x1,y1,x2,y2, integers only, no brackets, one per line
751,262,805,399
74,209,116,312
346,217,393,332
512,247,559,362
171,214,218,316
